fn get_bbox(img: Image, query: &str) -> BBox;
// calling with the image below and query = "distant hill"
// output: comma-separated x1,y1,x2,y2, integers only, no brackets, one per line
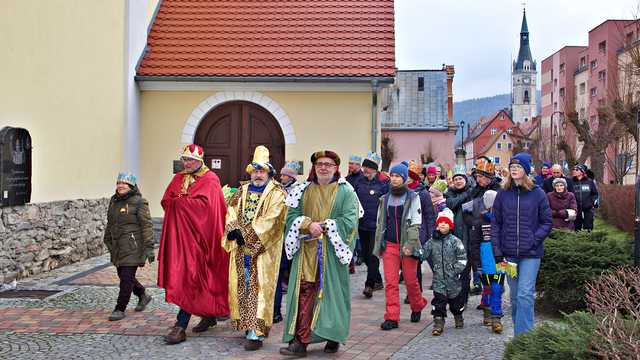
453,91,541,126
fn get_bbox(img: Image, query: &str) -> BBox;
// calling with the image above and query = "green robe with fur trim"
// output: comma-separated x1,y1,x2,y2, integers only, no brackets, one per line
282,181,359,344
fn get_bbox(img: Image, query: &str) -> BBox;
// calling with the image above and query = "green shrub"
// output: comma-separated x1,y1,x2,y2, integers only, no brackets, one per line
537,229,632,314
503,311,598,360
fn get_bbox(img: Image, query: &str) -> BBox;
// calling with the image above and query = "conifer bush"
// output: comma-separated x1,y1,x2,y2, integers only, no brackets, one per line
503,311,598,360
536,229,632,313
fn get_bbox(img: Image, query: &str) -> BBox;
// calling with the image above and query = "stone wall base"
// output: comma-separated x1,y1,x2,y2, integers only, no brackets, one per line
0,199,109,284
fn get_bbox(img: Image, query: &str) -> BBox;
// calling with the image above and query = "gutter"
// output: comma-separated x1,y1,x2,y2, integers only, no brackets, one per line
134,75,395,84
371,79,379,151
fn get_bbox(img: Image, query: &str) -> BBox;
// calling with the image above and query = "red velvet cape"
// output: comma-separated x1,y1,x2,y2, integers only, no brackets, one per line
157,170,230,317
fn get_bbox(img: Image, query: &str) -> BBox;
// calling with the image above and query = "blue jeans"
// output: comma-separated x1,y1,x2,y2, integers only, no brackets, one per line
506,257,541,336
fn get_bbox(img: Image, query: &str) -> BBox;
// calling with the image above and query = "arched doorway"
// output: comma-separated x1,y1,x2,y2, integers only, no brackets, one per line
194,101,285,187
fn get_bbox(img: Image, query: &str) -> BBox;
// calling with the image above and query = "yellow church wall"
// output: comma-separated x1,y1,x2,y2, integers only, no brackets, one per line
139,90,373,217
0,0,127,203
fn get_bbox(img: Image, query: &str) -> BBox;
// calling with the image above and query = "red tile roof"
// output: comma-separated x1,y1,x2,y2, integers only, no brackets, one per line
137,0,396,78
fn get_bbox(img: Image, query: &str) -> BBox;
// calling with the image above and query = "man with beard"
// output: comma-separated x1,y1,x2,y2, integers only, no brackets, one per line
280,151,360,357
223,146,288,351
158,144,229,345
354,152,388,298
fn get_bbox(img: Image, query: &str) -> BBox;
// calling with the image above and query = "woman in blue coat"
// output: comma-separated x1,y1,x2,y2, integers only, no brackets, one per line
490,153,552,336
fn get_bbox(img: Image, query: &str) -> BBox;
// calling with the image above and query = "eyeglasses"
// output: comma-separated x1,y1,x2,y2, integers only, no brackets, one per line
315,162,337,168
509,164,524,171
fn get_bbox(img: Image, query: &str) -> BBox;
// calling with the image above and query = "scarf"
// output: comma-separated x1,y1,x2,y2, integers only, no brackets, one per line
180,164,210,195
390,184,409,196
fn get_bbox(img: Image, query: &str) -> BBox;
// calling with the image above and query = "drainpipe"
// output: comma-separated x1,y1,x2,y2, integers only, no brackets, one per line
371,80,379,152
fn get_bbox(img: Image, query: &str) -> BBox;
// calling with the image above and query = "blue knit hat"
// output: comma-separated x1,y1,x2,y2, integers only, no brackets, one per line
117,172,137,186
542,161,552,169
390,161,409,182
510,152,532,175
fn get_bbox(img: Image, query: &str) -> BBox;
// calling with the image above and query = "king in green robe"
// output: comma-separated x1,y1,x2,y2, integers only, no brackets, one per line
280,172,360,355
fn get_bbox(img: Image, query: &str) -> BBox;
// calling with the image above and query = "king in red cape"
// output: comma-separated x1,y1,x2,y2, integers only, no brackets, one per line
158,144,229,345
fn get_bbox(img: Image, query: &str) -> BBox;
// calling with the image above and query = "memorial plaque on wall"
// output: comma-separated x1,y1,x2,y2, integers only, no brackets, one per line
0,127,32,207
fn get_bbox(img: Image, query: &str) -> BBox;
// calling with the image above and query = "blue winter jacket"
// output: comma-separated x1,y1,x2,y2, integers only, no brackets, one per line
354,174,389,231
490,185,553,259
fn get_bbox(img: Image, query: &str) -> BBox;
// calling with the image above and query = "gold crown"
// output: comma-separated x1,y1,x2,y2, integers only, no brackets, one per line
181,144,204,161
246,145,272,173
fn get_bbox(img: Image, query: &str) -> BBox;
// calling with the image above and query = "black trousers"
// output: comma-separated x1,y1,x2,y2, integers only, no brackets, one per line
431,291,466,318
359,229,382,287
116,266,145,312
575,207,595,231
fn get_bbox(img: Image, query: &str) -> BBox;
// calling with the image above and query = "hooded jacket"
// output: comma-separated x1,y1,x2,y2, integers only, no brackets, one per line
423,231,467,298
373,189,422,258
103,187,154,267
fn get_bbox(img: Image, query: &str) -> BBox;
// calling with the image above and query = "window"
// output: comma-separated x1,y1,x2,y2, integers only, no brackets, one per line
524,117,529,122
591,87,598,97
591,60,598,69
554,102,558,110
580,57,586,67
502,134,507,140
508,143,513,150
497,143,502,150
494,157,500,164
559,63,565,72
559,87,565,97
579,82,586,94
598,40,606,53
491,128,497,135
507,128,513,134
554,79,558,86
524,90,530,104
418,77,424,91
598,70,606,82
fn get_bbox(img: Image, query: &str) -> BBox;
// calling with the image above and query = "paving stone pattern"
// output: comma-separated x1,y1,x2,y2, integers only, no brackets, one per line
0,251,516,359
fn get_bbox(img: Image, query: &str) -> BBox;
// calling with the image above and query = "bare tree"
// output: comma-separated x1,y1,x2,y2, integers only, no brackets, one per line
380,135,395,172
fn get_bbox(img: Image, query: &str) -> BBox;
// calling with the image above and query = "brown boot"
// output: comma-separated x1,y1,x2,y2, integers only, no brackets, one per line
192,317,217,333
279,339,307,357
454,314,464,329
164,326,186,345
492,316,503,334
483,308,492,326
362,286,373,299
244,339,263,351
432,317,444,336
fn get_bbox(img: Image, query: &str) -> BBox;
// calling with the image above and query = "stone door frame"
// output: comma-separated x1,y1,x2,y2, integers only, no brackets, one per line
180,91,296,146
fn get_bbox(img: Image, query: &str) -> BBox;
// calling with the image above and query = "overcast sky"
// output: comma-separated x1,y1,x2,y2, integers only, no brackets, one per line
394,0,639,101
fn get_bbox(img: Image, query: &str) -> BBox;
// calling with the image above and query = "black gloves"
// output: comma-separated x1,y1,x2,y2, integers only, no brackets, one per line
228,229,245,246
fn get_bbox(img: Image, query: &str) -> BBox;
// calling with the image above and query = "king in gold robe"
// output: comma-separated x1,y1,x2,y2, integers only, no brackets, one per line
222,146,287,351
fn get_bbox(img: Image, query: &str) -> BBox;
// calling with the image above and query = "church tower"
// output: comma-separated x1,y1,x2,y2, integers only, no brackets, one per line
512,8,537,123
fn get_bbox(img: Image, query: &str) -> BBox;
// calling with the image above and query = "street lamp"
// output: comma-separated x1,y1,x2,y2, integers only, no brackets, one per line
455,121,467,167
550,111,564,163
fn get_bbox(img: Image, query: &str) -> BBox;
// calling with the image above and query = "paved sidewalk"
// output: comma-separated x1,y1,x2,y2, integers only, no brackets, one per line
0,252,513,359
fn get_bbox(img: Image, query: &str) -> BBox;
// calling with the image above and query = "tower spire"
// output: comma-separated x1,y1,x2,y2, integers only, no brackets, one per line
514,5,534,71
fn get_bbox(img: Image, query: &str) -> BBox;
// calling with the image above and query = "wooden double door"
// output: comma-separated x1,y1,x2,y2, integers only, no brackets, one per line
194,101,285,187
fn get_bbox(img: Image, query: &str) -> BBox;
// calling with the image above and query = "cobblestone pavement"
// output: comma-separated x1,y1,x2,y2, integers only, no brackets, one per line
0,252,515,359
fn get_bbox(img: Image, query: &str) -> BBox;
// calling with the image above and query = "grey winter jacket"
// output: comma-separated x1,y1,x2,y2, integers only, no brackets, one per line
373,190,422,258
423,231,467,298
